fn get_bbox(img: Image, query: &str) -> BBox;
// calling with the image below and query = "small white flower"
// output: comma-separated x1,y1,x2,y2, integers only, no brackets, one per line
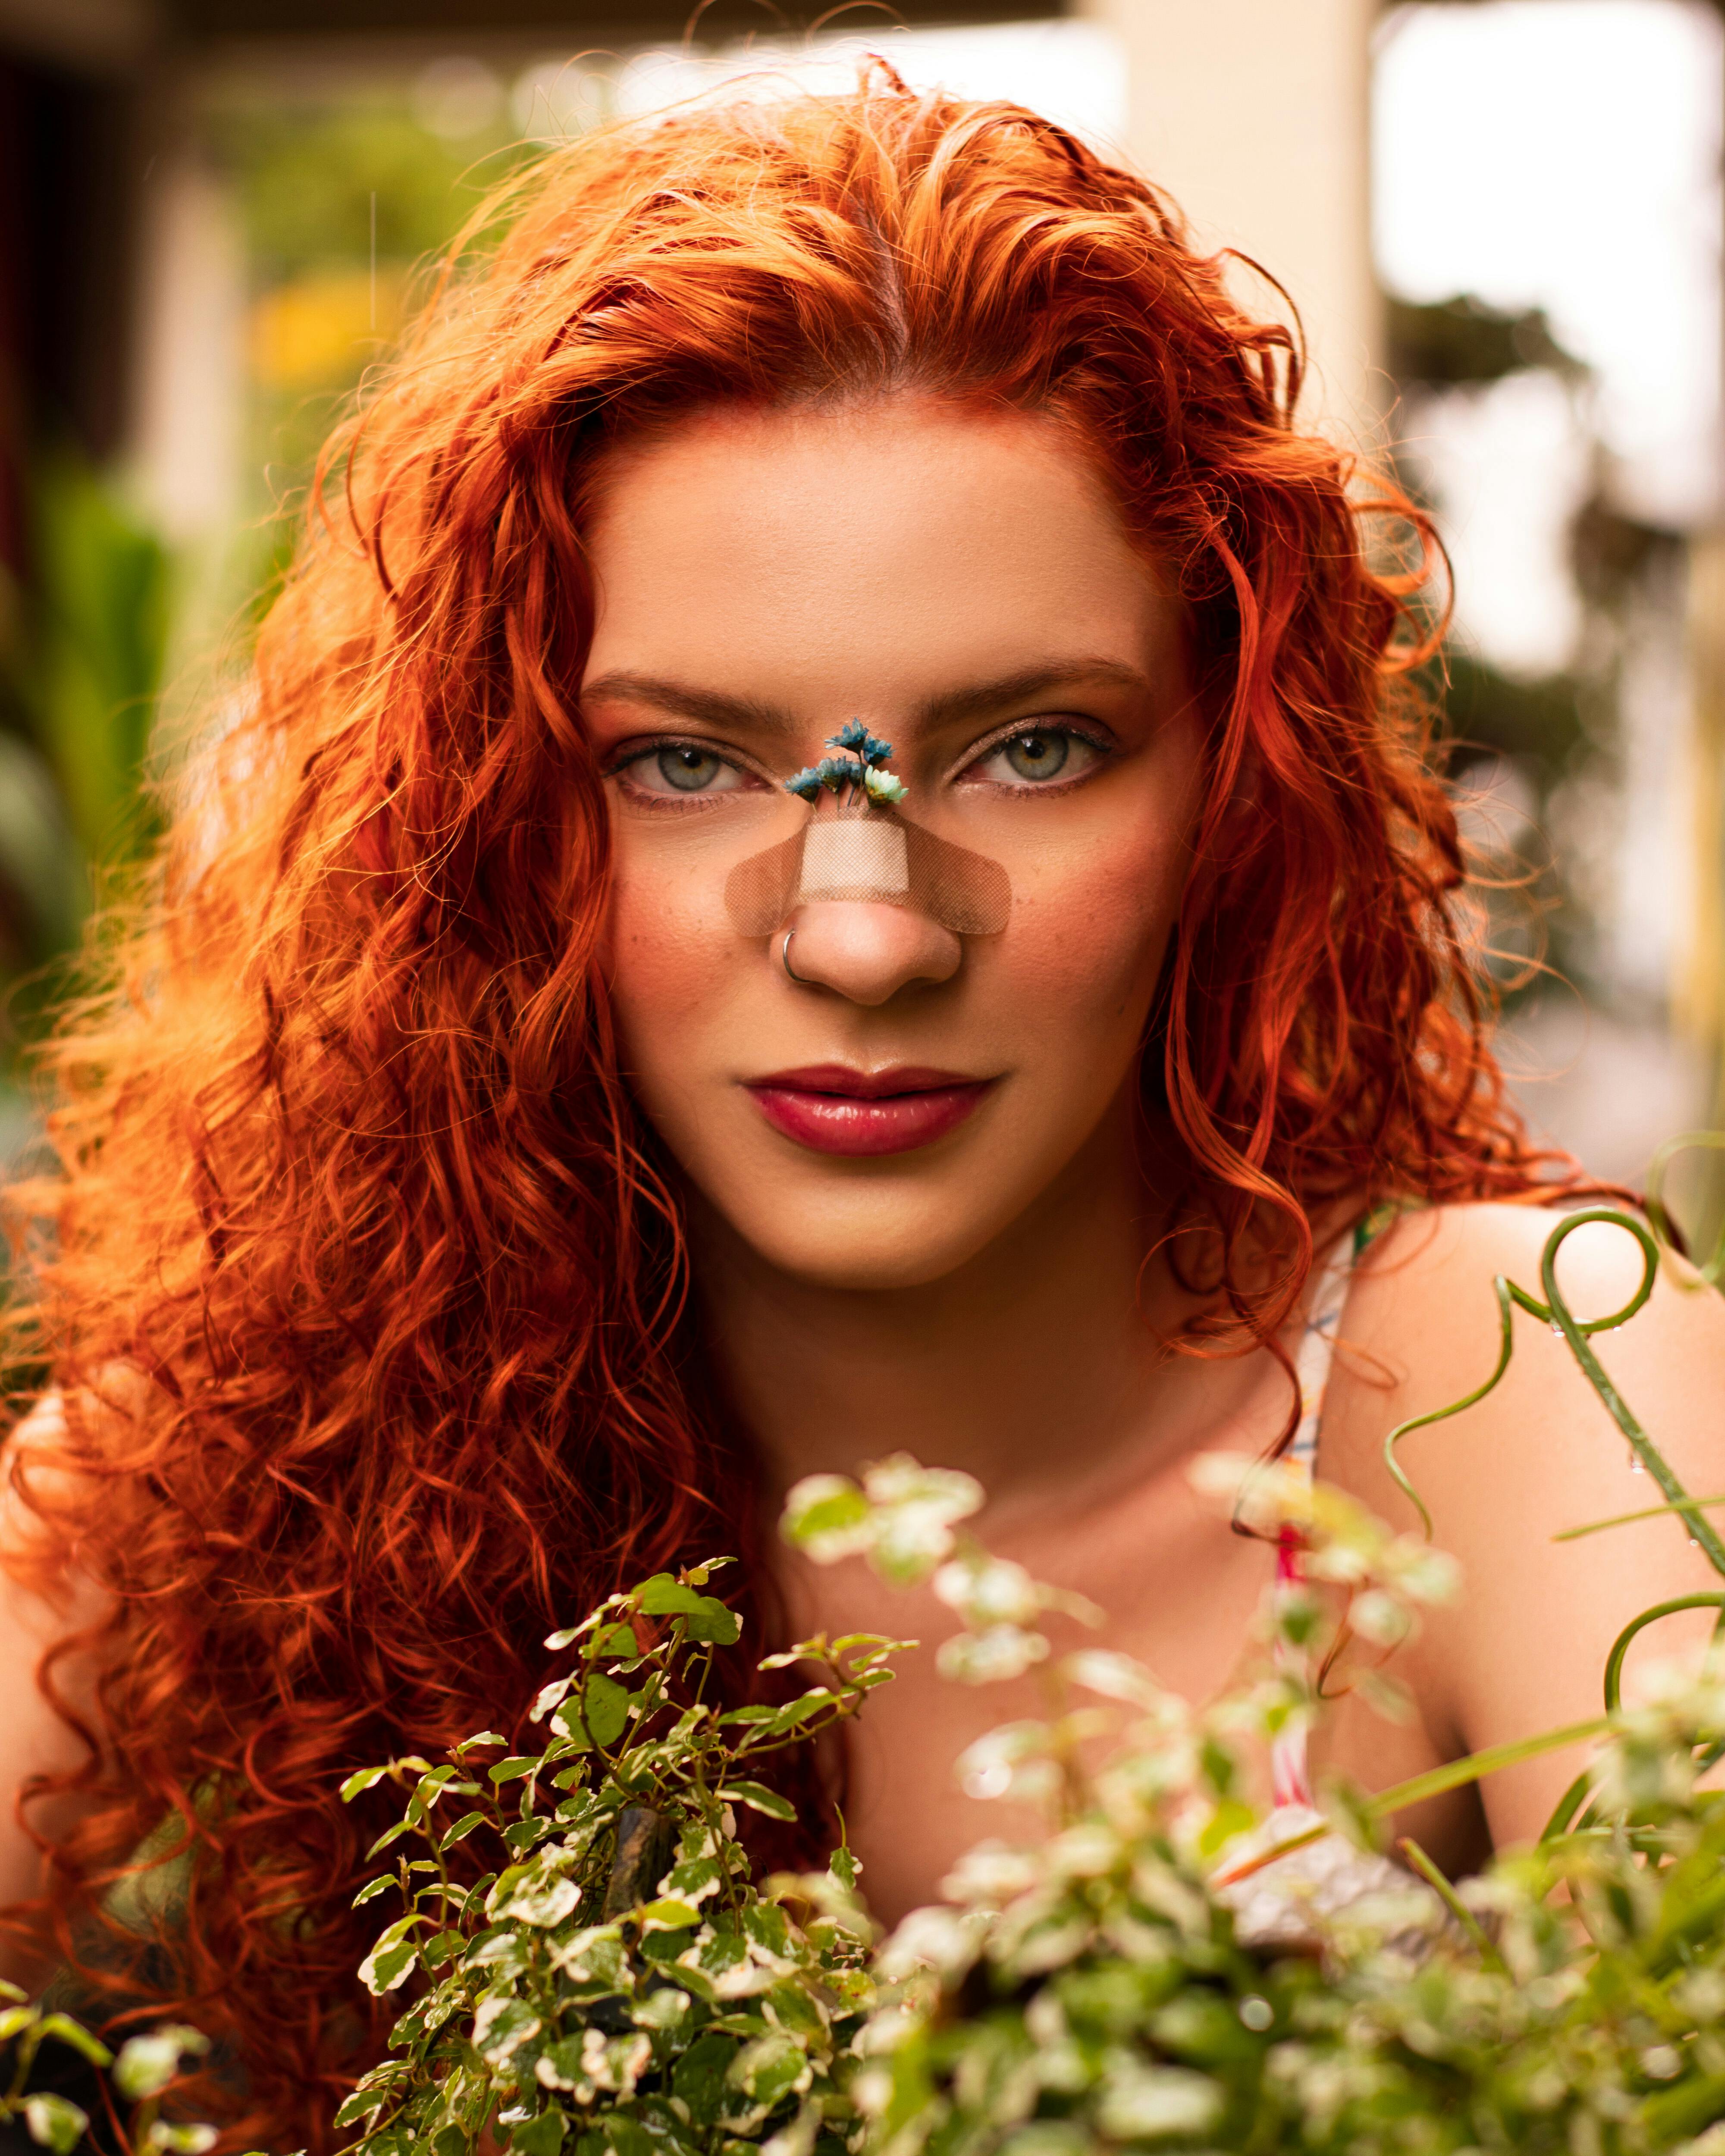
933,1555,1040,1626
940,1840,1039,1905
1065,1649,1164,1707
1349,1589,1412,1648
938,1624,1050,1684
1047,1821,1120,1878
1096,2064,1223,2140
875,1904,982,1981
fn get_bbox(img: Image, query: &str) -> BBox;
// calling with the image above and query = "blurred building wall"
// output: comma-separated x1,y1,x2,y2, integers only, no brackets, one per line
1079,0,1380,433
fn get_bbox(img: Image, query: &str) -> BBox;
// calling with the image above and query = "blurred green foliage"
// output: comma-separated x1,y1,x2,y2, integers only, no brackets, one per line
0,454,169,1054
205,83,529,509
0,73,527,1126
210,92,516,281
1387,293,1582,389
1435,649,1589,775
1388,292,1670,1009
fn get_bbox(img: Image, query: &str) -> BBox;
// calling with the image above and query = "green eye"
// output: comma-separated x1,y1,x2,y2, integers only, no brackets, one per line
963,726,1103,790
1002,730,1069,781
656,745,726,792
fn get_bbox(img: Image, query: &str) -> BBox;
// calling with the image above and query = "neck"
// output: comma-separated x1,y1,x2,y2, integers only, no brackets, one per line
691,1094,1203,1526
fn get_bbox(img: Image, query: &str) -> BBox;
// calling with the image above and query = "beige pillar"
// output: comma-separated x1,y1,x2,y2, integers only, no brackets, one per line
129,143,245,548
1677,538,1725,1078
1080,0,1381,442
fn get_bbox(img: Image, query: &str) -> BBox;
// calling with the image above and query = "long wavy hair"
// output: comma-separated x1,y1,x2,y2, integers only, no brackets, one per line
3,67,1574,2150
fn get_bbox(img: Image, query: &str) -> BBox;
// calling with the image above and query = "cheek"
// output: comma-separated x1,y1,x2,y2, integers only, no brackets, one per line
999,810,1191,1051
602,852,737,1091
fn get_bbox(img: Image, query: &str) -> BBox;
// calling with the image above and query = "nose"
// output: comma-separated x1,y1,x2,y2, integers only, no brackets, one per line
784,901,962,1005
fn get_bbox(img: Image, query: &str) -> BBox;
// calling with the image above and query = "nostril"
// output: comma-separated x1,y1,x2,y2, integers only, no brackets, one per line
781,902,963,1003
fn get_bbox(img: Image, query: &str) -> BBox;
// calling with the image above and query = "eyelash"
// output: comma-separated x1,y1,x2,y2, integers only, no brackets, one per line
606,722,1115,798
607,737,763,800
953,721,1114,788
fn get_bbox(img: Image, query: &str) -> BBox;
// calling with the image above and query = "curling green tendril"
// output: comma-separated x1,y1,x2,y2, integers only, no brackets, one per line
1646,1128,1725,1288
1381,1206,1725,1578
1365,1184,1725,1842
1601,1594,1725,1713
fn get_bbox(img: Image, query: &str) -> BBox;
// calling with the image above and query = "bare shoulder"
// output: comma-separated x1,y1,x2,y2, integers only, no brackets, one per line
1317,1200,1725,1847
1323,1198,1725,1496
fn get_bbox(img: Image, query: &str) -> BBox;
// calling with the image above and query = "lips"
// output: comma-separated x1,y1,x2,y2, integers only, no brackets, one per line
744,1063,995,1157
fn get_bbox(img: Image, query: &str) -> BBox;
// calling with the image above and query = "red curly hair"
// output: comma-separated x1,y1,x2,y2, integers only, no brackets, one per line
3,69,1571,2150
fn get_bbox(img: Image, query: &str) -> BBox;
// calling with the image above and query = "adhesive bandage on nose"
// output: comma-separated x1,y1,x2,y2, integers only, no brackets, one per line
722,720,1011,940
724,805,1010,937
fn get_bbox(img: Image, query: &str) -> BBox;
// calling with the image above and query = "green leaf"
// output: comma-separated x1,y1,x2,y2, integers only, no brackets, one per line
340,1765,391,1802
332,2089,391,2131
635,1577,742,1644
829,1847,860,1891
552,1700,593,1750
358,1916,425,1997
1198,1799,1256,1859
352,1874,396,1909
143,2125,218,2155
488,1757,539,1785
721,1780,797,1822
779,1481,872,1559
24,2093,88,2155
31,2017,111,2071
1364,1717,1612,1819
728,2031,807,2106
636,1575,708,1614
113,2028,209,2102
594,1623,639,1658
673,2031,739,2125
455,1730,508,1754
583,1674,632,1747
438,1810,486,1853
473,1997,542,2067
639,1897,702,1930
365,1818,415,1861
510,2114,567,2156
360,1940,418,1996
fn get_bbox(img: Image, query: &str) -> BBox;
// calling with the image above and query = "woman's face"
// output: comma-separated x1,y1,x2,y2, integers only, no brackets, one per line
582,398,1204,1291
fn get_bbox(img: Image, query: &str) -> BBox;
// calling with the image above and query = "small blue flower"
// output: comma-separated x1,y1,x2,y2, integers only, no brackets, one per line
784,731,908,803
829,720,894,768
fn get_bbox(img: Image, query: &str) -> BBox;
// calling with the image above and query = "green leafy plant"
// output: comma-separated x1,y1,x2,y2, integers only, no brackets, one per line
331,1560,906,2156
327,1200,1725,2156
17,1204,1725,2156
0,1990,211,2156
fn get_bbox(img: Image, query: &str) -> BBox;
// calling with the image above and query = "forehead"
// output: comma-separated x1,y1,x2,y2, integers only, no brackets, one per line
580,399,1172,716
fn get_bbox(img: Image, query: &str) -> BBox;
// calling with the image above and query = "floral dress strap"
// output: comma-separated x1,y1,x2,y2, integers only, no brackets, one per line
1268,1203,1405,1808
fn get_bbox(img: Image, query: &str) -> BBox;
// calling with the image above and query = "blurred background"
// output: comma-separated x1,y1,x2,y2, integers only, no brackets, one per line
0,0,1721,1209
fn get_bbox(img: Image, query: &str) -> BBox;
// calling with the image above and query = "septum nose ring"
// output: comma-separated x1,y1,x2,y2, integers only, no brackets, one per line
781,929,810,986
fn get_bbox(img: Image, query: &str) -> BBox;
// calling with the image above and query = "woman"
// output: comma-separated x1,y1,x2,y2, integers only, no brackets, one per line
3,68,1722,2150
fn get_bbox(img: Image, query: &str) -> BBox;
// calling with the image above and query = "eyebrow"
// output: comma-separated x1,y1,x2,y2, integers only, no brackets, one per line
916,660,1154,730
580,672,797,736
580,658,1154,738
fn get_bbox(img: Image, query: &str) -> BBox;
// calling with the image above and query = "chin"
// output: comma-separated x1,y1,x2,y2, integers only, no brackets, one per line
717,1178,1020,1293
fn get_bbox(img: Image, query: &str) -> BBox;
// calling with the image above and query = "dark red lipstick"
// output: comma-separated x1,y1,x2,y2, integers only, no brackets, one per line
745,1063,994,1156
